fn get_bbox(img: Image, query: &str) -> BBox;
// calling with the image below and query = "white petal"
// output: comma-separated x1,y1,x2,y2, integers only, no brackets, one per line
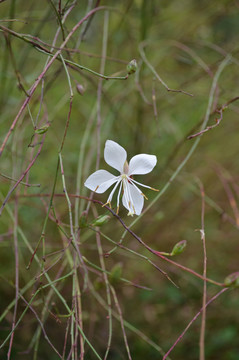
104,140,127,173
84,170,119,193
107,178,121,203
128,154,157,175
122,181,144,215
122,181,133,214
117,181,123,210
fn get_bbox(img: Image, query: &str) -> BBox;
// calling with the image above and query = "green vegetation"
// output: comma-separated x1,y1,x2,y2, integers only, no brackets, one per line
0,1,239,359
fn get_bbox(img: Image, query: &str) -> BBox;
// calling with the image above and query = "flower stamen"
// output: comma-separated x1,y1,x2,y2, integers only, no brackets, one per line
150,187,159,192
102,201,111,208
141,192,148,200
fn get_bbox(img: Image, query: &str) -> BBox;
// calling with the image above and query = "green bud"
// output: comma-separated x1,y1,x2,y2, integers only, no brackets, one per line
91,215,110,227
171,240,187,256
35,124,50,134
127,59,137,75
224,272,239,287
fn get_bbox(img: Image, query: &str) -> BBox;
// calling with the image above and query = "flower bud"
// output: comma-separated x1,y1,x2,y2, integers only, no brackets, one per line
171,240,187,256
35,124,50,134
224,272,239,287
76,83,85,95
127,59,137,75
91,215,110,227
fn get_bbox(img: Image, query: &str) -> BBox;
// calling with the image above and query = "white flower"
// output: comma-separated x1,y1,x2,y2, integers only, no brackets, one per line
84,140,158,216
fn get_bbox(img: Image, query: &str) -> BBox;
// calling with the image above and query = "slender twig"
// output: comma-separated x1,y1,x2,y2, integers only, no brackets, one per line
90,280,169,358
172,41,213,77
152,77,160,136
164,96,239,169
135,59,152,105
177,175,239,229
0,26,128,63
59,154,87,272
47,0,66,41
0,134,46,215
0,172,40,187
0,18,27,23
216,166,239,227
139,41,194,97
92,205,112,360
0,196,103,360
31,264,66,359
83,253,152,291
198,182,207,360
187,107,223,139
71,264,78,360
59,153,88,358
97,231,112,359
162,288,228,360
19,295,62,358
110,285,132,360
27,1,76,272
37,47,129,80
0,6,114,157
3,30,28,96
59,54,74,152
187,96,239,139
0,24,128,81
116,55,231,254
74,103,97,229
62,314,71,358
96,10,109,170
16,192,225,287
35,78,45,128
7,197,19,360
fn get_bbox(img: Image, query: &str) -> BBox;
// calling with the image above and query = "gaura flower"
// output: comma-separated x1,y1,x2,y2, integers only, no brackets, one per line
84,140,158,216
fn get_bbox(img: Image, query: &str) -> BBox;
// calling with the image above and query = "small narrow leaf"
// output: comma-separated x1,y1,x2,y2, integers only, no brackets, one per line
171,240,187,256
224,272,239,287
35,124,50,134
91,215,110,227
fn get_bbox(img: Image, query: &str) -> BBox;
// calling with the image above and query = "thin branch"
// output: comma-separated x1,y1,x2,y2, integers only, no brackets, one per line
16,192,225,287
162,288,228,360
198,182,207,360
187,96,239,139
172,41,213,77
0,172,40,187
110,285,132,360
0,135,46,215
7,198,19,360
19,295,63,358
117,55,231,254
96,10,109,170
215,166,239,227
0,6,115,157
139,41,194,97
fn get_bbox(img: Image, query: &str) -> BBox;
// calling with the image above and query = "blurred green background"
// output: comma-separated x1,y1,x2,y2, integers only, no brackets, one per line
1,0,239,359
